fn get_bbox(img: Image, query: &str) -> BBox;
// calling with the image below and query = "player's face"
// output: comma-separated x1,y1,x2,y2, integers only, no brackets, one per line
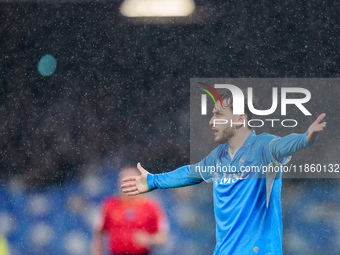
209,99,238,144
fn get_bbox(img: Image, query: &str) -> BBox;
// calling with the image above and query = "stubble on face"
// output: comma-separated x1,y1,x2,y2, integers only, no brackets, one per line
214,123,235,144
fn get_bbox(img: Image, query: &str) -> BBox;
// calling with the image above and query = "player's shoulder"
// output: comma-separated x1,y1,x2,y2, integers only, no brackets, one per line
253,132,280,144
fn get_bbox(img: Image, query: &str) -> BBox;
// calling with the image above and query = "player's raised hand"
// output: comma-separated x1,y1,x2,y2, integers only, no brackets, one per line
306,113,326,142
121,163,150,195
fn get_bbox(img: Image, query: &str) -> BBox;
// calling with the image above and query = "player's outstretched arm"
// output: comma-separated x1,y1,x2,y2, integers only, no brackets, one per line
121,163,150,196
122,163,203,194
306,113,327,142
270,113,327,161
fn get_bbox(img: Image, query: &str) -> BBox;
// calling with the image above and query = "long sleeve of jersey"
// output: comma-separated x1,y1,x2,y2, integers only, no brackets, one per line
269,130,317,162
147,165,203,191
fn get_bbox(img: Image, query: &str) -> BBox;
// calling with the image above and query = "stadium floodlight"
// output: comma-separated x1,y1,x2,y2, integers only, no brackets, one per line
120,0,195,17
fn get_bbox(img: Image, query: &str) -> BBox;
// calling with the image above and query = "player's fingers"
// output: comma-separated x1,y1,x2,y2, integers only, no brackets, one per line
122,176,136,182
127,190,141,196
122,186,138,193
314,113,326,124
316,122,327,130
121,182,136,188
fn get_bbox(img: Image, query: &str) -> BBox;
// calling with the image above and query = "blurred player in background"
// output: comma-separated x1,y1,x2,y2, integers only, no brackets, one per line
121,90,326,255
92,167,169,255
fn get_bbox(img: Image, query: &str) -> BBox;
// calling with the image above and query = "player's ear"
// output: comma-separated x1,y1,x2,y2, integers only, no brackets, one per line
235,114,247,127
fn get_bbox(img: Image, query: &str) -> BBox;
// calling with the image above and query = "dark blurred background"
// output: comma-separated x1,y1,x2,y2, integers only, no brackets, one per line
0,0,340,254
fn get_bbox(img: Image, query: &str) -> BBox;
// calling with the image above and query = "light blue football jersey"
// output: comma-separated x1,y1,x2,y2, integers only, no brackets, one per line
147,130,316,255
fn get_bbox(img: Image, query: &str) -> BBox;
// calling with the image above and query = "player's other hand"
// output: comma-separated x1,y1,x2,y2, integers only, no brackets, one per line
306,113,326,142
121,163,150,195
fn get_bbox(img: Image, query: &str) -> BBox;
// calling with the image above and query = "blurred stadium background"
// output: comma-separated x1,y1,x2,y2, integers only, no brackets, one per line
0,0,340,254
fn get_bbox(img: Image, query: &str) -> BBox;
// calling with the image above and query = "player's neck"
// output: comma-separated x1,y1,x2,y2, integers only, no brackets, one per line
227,128,252,154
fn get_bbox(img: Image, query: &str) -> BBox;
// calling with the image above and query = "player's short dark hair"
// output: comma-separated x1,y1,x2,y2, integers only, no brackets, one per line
219,88,259,127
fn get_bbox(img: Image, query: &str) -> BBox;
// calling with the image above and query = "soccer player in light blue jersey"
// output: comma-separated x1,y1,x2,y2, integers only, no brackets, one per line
121,91,326,255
